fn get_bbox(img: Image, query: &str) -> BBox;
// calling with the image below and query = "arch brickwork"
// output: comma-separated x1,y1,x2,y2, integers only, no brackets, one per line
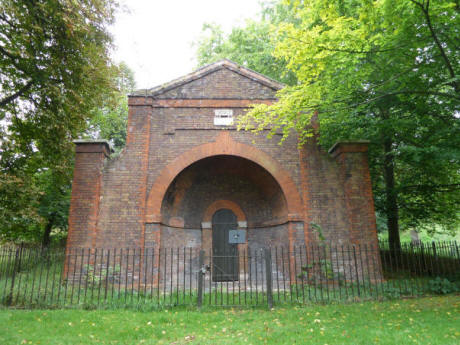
202,200,247,224
144,131,303,224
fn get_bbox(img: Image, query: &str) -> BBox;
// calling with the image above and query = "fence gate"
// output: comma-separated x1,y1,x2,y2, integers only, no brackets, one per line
212,209,239,281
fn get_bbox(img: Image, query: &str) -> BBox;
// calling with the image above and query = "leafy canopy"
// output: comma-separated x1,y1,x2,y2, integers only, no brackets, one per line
240,0,459,139
85,62,136,151
235,0,460,234
193,1,298,85
0,0,118,171
0,0,119,243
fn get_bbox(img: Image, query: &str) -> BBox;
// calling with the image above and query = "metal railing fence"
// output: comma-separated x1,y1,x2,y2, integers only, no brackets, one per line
0,241,459,308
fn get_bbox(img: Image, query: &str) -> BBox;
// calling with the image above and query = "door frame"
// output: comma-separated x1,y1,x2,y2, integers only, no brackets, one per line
201,200,248,279
211,209,238,281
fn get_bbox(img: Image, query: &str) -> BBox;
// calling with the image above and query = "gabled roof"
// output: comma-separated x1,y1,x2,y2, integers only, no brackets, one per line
130,59,284,97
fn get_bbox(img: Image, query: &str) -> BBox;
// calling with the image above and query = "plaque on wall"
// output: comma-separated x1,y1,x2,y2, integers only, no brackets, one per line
229,229,246,244
214,109,234,126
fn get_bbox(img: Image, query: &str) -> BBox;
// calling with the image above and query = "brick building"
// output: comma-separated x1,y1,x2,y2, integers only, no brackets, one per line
67,60,380,282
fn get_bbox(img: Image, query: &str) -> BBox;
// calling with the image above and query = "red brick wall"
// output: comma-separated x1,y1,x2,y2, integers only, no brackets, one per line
67,65,378,252
156,68,277,99
95,104,151,248
299,138,351,245
66,142,110,248
330,142,379,247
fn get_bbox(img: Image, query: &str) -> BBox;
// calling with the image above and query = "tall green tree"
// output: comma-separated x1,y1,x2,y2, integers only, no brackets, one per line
239,0,460,249
193,1,298,85
0,0,119,244
0,0,118,169
86,62,136,151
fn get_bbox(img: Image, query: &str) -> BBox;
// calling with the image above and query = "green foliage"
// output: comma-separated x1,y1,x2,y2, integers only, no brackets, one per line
85,62,136,151
300,260,337,282
193,2,298,85
310,222,326,242
428,277,459,295
381,283,419,299
0,171,42,242
236,0,460,243
0,0,118,170
379,228,460,242
0,0,119,244
300,223,340,282
84,263,121,288
0,155,71,244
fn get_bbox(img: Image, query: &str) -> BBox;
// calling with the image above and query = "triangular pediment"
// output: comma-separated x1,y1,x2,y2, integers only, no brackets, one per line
131,59,284,99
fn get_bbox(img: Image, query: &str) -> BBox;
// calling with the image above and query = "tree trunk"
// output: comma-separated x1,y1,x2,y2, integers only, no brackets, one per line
42,217,53,247
383,138,401,252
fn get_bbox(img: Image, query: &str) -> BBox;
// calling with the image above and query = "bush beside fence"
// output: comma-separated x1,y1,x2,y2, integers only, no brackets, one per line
1,241,459,309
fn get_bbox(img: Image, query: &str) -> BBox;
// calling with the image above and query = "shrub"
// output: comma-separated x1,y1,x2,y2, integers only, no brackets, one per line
427,277,459,295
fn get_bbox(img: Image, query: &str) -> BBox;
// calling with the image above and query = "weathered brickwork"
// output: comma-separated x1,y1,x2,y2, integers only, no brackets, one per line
329,142,379,245
156,68,277,99
300,138,352,244
67,141,111,249
161,156,287,228
67,60,379,266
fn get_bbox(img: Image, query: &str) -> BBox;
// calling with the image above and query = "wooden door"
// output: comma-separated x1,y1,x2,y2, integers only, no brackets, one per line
212,209,239,281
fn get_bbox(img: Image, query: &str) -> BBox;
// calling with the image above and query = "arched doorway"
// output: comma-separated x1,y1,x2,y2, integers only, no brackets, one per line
145,131,303,223
153,152,306,285
212,209,238,281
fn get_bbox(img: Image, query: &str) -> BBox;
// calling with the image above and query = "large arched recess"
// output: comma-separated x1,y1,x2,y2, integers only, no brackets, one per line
145,131,303,223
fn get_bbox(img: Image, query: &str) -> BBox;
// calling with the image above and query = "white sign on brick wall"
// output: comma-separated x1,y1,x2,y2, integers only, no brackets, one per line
214,109,233,125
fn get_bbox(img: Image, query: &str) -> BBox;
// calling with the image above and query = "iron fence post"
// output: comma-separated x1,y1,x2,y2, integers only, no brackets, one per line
454,242,460,266
264,248,273,309
352,245,361,297
7,244,23,306
432,241,438,276
197,250,204,308
420,242,426,274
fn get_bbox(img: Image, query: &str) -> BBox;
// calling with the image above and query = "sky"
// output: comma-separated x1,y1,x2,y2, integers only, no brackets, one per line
110,0,263,90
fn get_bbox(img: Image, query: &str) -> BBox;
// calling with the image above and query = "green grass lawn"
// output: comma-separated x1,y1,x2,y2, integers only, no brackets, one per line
0,296,459,345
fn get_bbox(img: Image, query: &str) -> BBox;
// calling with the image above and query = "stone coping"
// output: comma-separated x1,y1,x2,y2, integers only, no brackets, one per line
73,139,114,155
328,140,370,155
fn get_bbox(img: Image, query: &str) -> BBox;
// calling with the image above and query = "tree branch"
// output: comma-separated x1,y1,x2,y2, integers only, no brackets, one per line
317,45,402,54
0,46,30,77
0,80,34,107
410,0,459,93
0,13,18,29
0,45,21,61
378,90,460,99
